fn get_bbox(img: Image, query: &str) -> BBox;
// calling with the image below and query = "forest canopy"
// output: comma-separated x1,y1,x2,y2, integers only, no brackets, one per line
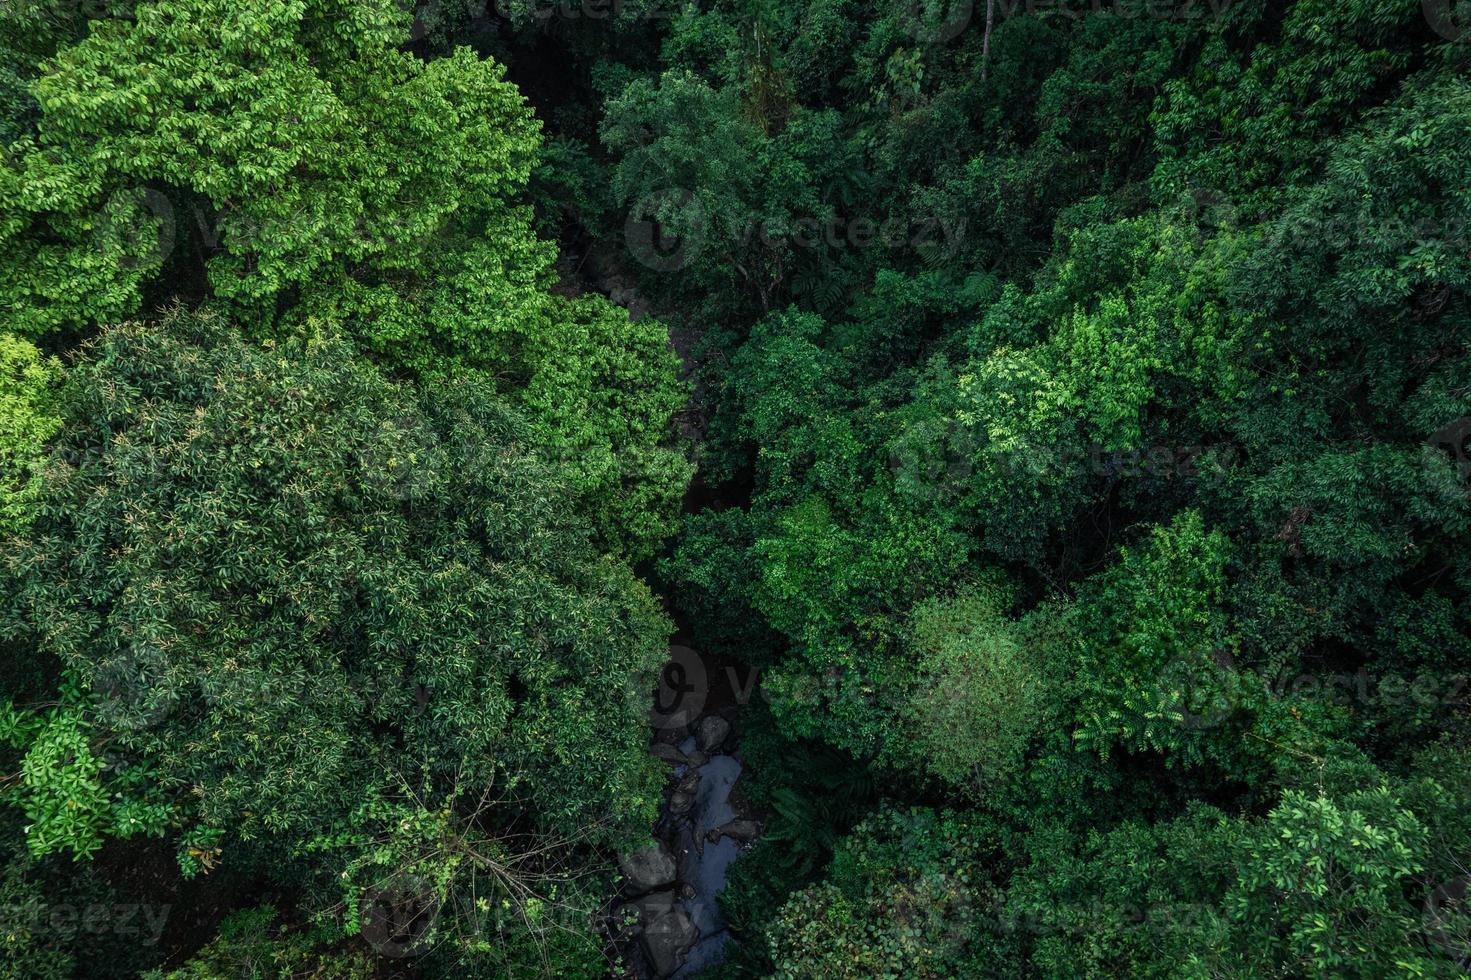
1,0,1469,977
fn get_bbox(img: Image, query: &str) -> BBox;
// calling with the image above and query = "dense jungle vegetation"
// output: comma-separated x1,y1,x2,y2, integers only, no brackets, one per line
2,0,1471,976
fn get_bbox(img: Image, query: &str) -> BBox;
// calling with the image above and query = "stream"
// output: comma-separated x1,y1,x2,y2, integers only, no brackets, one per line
612,648,762,979
569,243,757,978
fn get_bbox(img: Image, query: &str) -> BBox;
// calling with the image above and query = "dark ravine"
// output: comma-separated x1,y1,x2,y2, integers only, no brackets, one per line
571,221,761,979
611,644,764,979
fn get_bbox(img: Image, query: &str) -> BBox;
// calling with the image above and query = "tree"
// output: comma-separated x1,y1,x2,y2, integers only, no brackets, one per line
1,310,670,966
892,584,1050,794
0,0,551,375
766,807,994,979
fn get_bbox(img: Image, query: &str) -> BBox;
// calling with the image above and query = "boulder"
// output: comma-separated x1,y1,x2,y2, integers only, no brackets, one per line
618,843,677,895
684,750,708,768
651,743,686,766
668,791,694,816
706,819,761,844
696,715,731,753
620,888,677,927
641,908,698,978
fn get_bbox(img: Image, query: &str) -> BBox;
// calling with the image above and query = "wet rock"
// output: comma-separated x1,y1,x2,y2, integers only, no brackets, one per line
652,743,686,766
674,930,732,979
684,750,708,768
618,843,677,895
642,908,698,978
668,791,694,816
696,715,731,753
705,819,761,844
622,888,677,926
676,770,701,795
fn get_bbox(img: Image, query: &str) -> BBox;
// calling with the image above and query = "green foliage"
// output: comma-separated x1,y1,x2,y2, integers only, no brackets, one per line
148,905,374,980
1152,0,1428,208
891,584,1050,793
0,817,169,980
4,0,1470,975
1223,787,1438,976
513,294,692,560
1070,511,1238,766
0,333,62,536
0,0,551,375
624,2,1470,976
659,507,782,662
0,702,148,860
766,807,993,979
1,310,669,965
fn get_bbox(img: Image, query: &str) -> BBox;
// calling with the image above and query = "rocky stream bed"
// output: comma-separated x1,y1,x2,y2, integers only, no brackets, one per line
612,701,761,978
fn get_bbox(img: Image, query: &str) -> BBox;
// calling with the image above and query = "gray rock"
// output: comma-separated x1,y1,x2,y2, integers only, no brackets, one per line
696,715,731,753
683,750,708,767
618,843,677,895
705,819,761,844
621,888,677,926
641,908,698,978
651,743,686,765
668,791,694,816
676,770,701,795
